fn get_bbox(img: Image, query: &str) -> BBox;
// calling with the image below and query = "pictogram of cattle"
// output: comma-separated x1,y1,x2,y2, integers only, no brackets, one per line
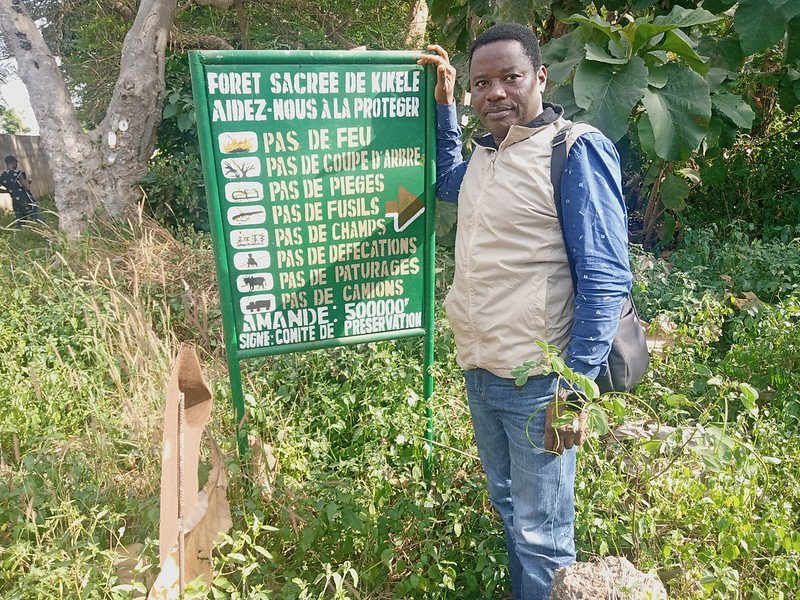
243,275,267,291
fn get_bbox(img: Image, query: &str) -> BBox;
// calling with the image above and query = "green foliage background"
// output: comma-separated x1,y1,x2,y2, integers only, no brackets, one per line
0,105,31,134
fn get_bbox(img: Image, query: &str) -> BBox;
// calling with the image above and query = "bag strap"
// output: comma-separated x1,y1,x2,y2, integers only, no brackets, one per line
552,124,636,311
550,123,578,289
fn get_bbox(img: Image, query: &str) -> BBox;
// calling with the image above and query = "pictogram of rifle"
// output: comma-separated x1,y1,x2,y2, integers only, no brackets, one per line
230,209,262,223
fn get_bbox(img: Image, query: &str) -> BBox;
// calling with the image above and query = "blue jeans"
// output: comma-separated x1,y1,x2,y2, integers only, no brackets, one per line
464,368,576,600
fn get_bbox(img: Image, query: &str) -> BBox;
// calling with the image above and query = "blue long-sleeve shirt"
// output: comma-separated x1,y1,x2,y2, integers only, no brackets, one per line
435,102,632,379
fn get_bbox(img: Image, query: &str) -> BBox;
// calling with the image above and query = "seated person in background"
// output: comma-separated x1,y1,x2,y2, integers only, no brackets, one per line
0,154,42,227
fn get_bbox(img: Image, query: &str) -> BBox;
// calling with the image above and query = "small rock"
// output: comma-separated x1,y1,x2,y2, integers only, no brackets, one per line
550,556,668,600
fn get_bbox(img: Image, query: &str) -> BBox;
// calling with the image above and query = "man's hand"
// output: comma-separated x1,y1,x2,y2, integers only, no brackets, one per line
544,389,587,454
417,44,457,106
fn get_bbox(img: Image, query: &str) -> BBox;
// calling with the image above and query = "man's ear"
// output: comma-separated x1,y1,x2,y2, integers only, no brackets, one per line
537,65,548,88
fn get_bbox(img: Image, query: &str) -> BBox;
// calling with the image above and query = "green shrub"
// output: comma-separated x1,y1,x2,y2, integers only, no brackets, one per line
690,109,800,233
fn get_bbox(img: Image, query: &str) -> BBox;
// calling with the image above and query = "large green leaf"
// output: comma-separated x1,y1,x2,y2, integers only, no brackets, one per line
652,5,720,28
705,68,733,93
769,0,800,20
734,0,786,55
469,0,491,14
636,112,657,158
541,29,588,84
648,67,668,88
641,63,711,161
651,29,709,75
712,91,755,129
787,18,800,63
702,0,737,11
565,13,624,49
705,114,723,150
584,41,629,64
499,0,550,23
660,173,690,211
429,0,455,23
698,35,744,72
545,83,581,120
778,66,800,110
698,155,727,186
632,6,720,54
644,50,669,68
573,56,648,142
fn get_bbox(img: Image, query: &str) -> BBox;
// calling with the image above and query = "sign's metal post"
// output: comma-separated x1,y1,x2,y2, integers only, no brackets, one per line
189,50,436,468
423,64,437,478
190,52,250,455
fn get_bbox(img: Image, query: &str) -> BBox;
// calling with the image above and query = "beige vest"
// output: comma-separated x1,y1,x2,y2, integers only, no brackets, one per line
445,118,596,378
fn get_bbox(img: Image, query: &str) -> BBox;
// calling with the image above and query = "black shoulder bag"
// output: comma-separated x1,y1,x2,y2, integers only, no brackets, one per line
550,125,649,393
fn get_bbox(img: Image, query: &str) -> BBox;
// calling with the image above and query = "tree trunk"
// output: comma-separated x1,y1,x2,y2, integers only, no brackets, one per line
0,0,176,235
234,0,249,50
0,0,102,235
404,0,428,49
643,161,670,248
93,0,177,219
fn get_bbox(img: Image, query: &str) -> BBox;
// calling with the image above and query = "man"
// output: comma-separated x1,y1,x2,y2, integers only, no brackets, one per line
0,154,41,227
419,24,632,599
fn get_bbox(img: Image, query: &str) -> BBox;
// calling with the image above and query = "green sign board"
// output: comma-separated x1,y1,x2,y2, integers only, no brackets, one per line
189,50,436,456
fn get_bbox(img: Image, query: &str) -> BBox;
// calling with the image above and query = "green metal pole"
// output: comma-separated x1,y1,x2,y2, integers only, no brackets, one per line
189,52,250,456
423,62,437,479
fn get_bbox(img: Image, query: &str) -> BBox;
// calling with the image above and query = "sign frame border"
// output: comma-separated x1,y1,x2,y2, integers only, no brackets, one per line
189,50,437,460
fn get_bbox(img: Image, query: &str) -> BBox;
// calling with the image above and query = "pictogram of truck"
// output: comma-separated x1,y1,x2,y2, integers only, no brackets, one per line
245,299,272,312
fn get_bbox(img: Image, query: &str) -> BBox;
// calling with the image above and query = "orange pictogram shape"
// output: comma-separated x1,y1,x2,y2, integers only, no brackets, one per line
385,186,425,232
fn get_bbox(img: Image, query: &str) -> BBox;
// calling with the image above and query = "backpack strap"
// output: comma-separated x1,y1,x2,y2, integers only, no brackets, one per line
550,122,600,288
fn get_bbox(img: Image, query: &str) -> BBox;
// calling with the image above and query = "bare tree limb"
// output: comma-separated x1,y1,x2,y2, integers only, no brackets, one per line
170,31,234,50
0,0,178,233
110,1,135,21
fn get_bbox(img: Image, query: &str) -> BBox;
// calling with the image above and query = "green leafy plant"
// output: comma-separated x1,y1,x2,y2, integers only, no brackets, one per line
428,1,800,245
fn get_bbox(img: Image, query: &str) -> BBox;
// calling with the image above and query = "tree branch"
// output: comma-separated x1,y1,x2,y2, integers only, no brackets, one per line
290,0,358,49
95,0,178,217
234,0,248,50
110,1,135,21
403,0,428,49
170,31,234,50
0,0,82,141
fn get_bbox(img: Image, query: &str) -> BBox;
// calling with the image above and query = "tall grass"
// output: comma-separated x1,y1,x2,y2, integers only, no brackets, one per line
0,216,210,597
2,214,799,598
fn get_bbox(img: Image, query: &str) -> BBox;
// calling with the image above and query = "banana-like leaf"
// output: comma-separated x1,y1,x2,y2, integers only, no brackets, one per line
769,0,800,21
660,173,690,211
650,29,709,75
633,6,719,54
573,56,648,142
712,91,755,129
541,28,588,84
734,0,786,55
640,63,711,161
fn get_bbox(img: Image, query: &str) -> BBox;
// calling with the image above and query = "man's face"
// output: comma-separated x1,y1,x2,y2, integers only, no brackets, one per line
469,40,547,144
6,161,16,170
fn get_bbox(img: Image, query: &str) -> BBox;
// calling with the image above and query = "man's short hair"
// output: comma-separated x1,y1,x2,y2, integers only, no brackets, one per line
4,155,17,166
469,23,542,71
